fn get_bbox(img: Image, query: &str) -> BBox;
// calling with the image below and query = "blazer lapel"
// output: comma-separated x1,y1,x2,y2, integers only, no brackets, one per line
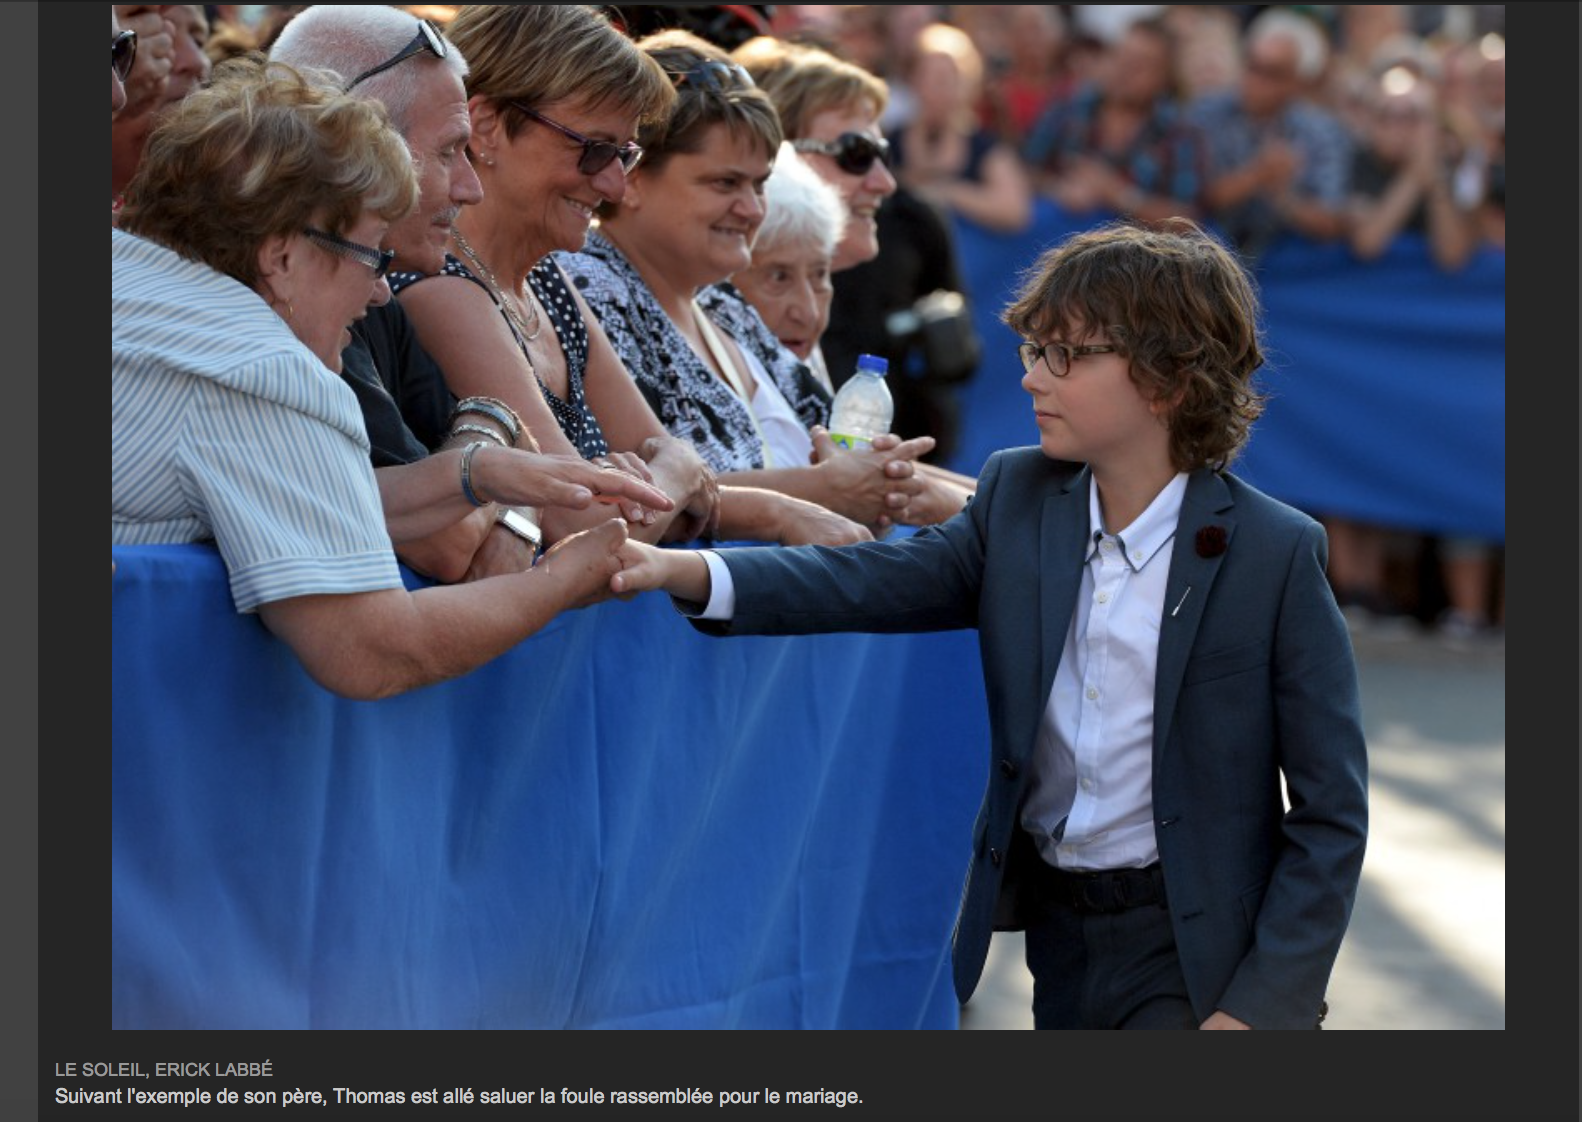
1038,466,1093,711
1153,469,1236,769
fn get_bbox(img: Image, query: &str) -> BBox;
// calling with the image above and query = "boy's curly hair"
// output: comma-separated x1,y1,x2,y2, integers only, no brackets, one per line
1002,219,1267,471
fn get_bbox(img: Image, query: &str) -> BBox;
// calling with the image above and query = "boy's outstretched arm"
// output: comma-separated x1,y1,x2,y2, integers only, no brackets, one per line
612,541,712,604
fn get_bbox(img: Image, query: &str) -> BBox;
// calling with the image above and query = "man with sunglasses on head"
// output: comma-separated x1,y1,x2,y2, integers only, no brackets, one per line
272,6,656,581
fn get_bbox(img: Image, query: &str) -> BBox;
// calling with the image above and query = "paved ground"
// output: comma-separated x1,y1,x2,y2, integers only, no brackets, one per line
959,623,1506,1030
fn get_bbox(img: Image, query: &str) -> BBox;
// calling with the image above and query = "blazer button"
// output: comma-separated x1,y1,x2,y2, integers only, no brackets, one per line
999,759,1018,779
989,848,1002,867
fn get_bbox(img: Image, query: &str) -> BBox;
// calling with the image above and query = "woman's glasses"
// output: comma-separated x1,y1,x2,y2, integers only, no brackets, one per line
304,227,395,279
112,29,137,83
345,17,447,90
791,132,891,176
510,104,644,176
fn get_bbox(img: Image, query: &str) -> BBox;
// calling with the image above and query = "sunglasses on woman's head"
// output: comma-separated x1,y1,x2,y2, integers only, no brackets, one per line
112,29,137,82
667,59,754,94
791,132,891,176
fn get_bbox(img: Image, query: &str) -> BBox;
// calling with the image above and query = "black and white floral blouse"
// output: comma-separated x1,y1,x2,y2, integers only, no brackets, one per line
555,230,830,473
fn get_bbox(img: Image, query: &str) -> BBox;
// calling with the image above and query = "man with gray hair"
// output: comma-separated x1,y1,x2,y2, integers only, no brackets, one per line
271,7,558,581
1188,8,1352,259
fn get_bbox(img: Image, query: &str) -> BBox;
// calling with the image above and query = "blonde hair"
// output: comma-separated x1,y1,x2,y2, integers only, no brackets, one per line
444,4,674,140
732,35,888,137
118,56,417,290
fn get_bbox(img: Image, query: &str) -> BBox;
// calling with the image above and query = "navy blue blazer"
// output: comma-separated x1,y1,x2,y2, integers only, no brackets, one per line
692,447,1368,1029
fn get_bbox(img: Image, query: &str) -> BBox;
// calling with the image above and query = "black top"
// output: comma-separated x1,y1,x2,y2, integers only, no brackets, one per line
341,299,456,468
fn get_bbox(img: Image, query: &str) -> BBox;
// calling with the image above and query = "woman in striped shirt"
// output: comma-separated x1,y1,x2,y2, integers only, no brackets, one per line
112,57,670,699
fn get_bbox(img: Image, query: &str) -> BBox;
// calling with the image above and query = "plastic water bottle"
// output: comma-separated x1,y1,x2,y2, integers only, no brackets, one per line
827,354,894,451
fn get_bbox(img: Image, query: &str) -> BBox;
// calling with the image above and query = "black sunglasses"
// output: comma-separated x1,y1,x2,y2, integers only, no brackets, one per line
791,132,891,176
510,103,644,176
112,28,137,83
304,227,395,279
668,58,754,93
345,17,447,90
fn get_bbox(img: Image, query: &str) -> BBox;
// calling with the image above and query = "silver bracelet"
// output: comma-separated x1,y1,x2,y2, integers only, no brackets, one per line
460,441,492,507
450,396,522,447
450,422,509,447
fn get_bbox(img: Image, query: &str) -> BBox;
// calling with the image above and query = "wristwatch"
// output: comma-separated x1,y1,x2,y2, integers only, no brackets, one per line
496,507,543,552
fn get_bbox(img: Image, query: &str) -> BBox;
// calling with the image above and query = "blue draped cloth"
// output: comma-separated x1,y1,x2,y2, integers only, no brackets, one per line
947,202,1505,543
111,544,988,1029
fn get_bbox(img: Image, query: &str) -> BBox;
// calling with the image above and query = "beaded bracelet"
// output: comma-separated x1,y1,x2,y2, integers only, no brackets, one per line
451,396,523,447
460,441,493,507
450,422,510,447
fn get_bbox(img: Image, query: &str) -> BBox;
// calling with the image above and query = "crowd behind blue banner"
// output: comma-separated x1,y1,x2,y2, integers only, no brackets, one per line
111,544,988,1029
946,201,1506,543
111,209,1504,1031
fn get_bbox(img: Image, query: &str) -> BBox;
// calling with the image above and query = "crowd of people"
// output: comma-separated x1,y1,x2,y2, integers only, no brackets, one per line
111,3,1501,1029
804,3,1506,645
113,4,1506,646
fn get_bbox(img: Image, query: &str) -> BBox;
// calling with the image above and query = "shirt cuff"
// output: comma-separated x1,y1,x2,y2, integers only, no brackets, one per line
688,550,736,620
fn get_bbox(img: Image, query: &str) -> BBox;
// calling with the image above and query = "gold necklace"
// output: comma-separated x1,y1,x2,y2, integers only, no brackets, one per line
451,227,543,342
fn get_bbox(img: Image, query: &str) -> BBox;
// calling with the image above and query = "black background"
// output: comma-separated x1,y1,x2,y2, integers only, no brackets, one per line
20,3,1571,1118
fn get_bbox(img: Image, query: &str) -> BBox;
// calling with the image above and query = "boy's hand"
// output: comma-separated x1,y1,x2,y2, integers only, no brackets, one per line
610,542,711,603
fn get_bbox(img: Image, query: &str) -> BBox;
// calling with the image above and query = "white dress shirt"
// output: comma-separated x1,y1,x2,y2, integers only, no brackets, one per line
1020,473,1188,870
695,471,1190,873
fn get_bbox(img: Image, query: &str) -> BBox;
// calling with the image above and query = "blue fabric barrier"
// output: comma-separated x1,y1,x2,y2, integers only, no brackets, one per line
946,201,1505,543
111,543,989,1029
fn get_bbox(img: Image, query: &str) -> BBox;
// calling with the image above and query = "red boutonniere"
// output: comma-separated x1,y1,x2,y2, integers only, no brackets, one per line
1195,525,1227,558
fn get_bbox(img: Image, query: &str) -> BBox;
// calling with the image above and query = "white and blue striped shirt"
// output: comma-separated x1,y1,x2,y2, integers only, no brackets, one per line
112,227,401,613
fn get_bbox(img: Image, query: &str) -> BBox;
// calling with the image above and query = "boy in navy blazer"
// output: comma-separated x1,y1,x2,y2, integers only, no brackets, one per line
614,220,1368,1029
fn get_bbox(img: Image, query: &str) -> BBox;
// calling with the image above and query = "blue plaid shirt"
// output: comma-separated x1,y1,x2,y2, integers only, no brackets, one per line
1187,88,1354,256
1023,84,1207,208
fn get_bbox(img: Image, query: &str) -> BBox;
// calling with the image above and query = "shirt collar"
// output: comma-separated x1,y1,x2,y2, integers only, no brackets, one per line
1085,472,1190,571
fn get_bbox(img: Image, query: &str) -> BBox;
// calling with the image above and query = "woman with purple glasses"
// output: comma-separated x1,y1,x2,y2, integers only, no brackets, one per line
113,59,668,698
558,29,948,536
395,5,863,548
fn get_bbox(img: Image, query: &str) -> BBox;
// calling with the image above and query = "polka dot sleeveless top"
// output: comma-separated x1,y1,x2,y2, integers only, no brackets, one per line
390,254,609,459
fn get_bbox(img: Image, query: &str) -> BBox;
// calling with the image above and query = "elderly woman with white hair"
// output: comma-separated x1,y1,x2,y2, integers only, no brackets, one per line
729,141,847,392
730,145,978,524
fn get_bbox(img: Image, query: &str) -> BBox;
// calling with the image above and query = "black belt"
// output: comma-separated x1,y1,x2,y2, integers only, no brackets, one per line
1039,861,1167,915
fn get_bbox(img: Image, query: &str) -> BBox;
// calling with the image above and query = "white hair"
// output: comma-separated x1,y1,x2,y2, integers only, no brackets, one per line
269,5,469,132
754,143,846,260
1247,8,1330,81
